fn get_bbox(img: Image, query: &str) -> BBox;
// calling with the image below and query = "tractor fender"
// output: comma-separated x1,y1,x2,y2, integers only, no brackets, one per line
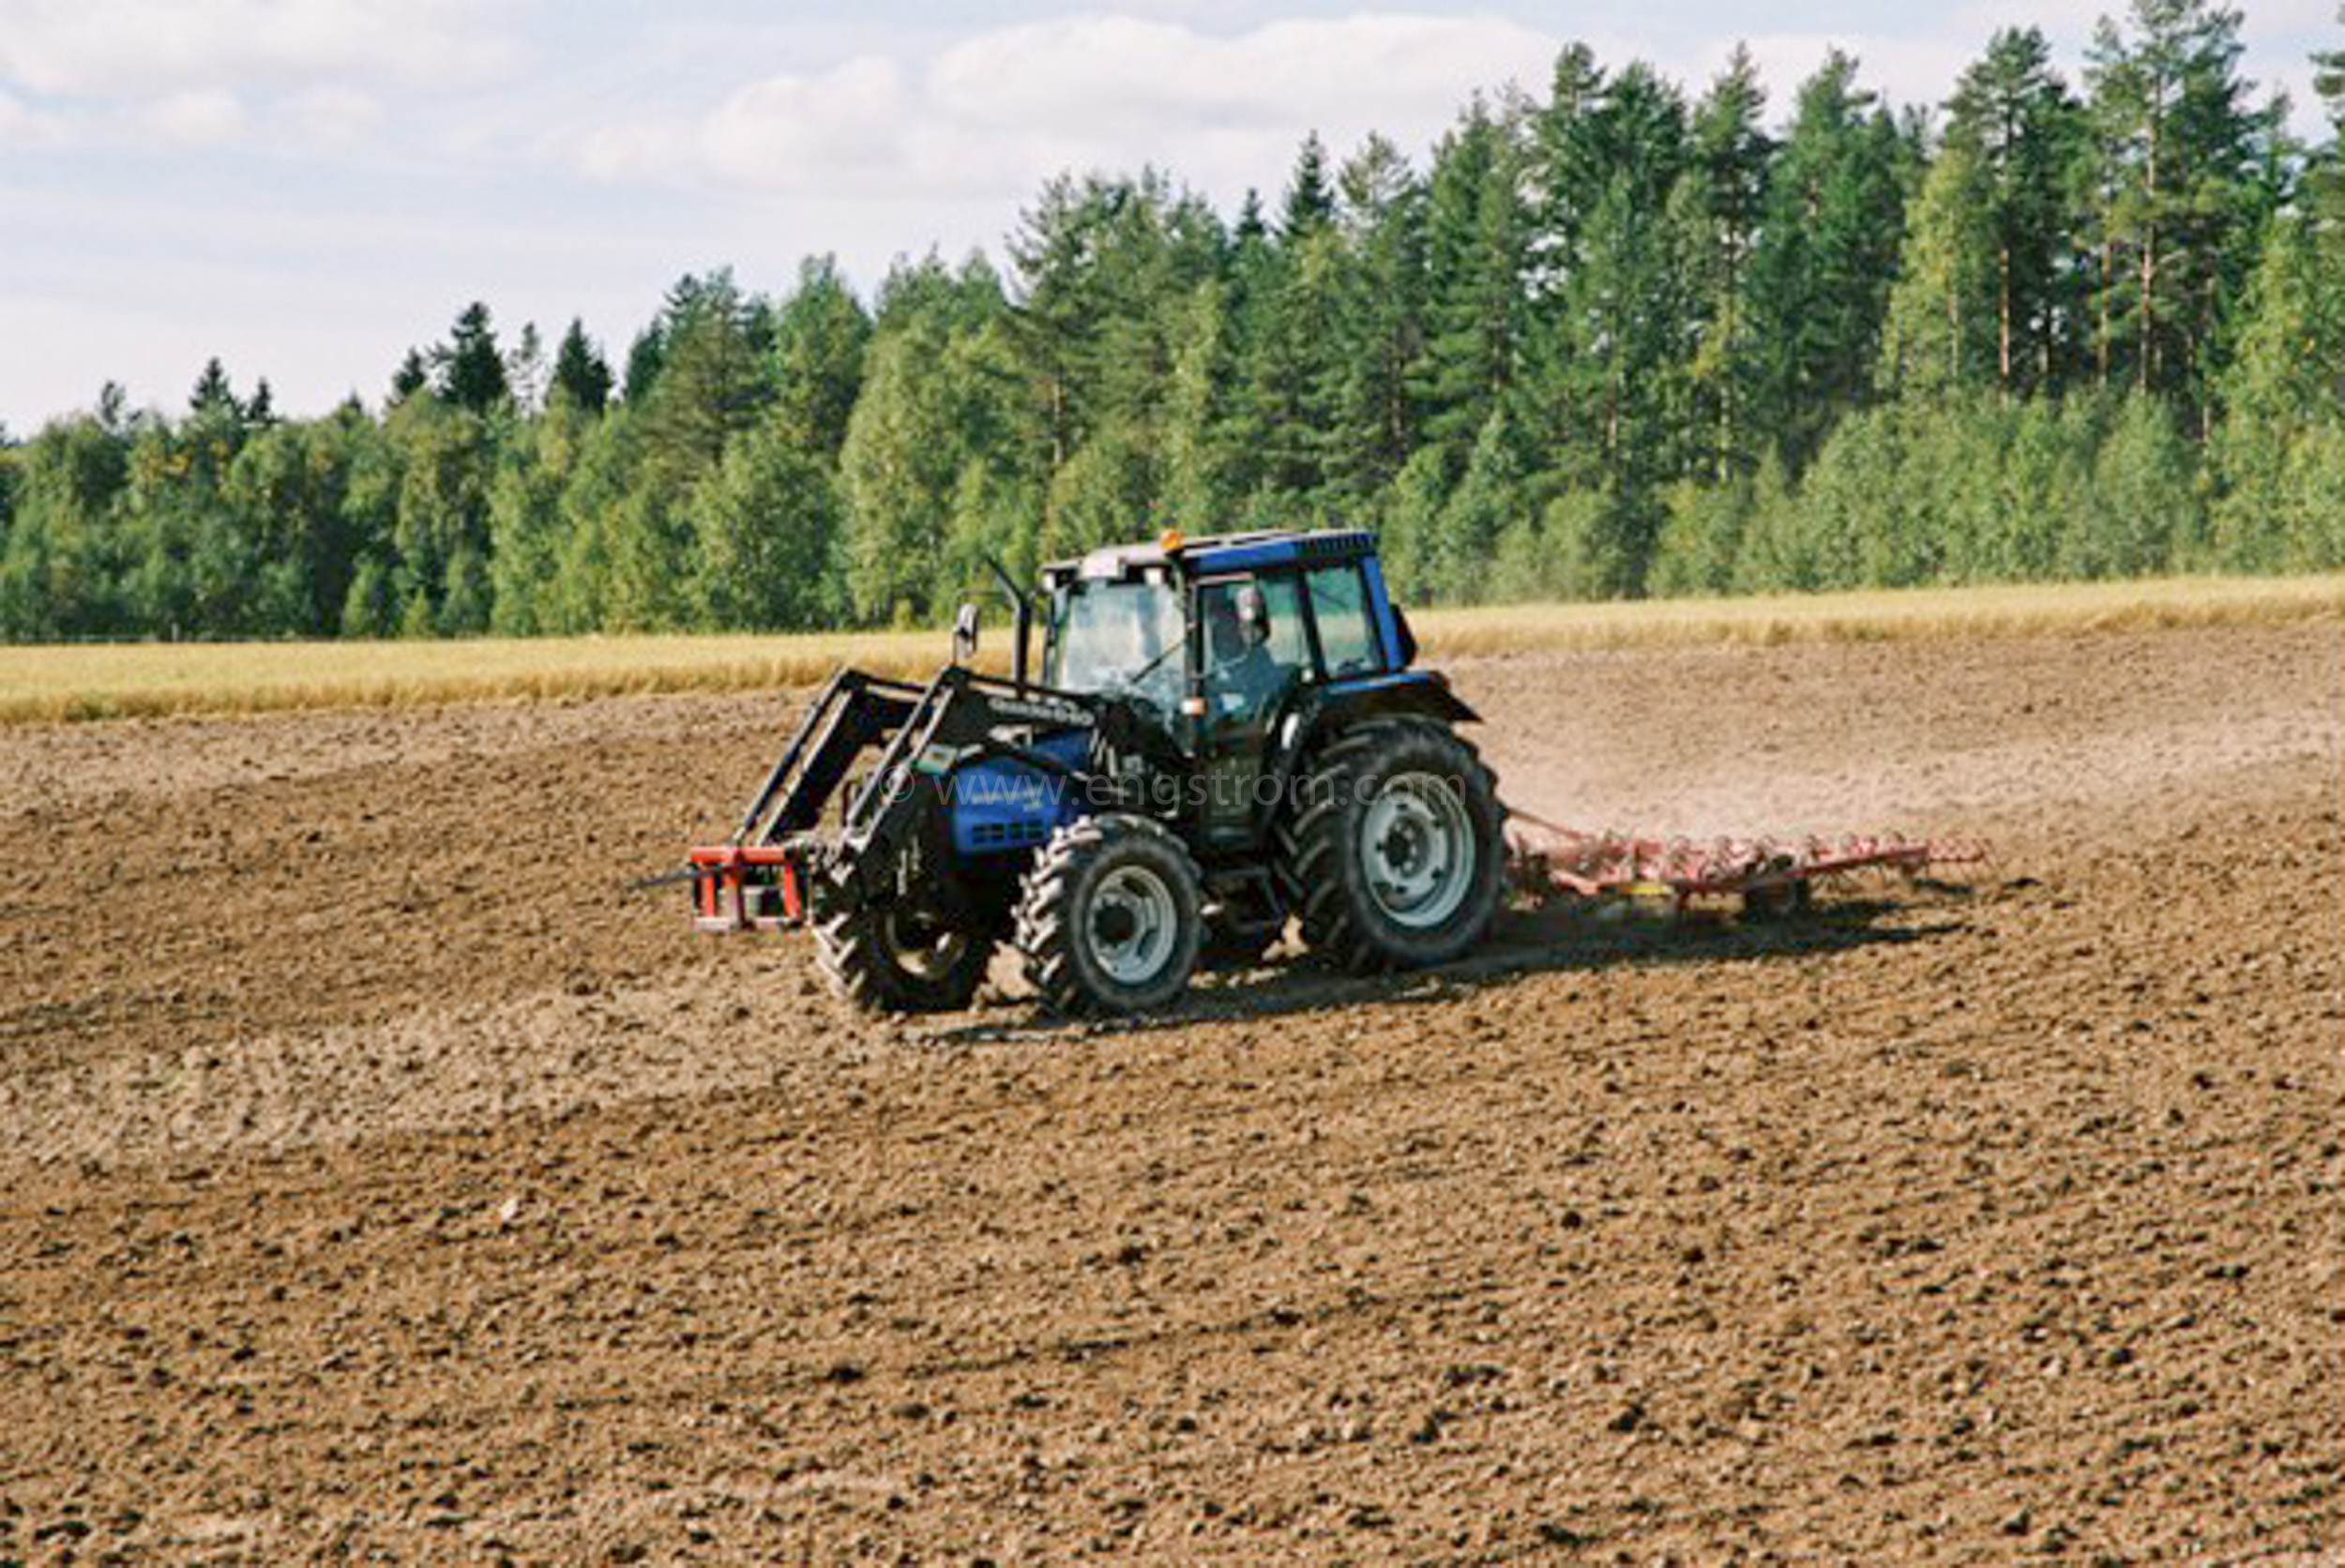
1296,671,1479,746
1250,672,1479,839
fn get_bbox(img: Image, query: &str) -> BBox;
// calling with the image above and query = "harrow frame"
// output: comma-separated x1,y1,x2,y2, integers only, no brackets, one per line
1504,808,1989,915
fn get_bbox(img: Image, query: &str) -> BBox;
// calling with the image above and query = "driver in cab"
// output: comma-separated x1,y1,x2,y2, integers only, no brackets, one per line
1204,583,1292,723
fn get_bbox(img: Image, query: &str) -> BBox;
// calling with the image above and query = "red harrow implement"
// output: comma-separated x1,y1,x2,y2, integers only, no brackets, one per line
1504,808,1990,917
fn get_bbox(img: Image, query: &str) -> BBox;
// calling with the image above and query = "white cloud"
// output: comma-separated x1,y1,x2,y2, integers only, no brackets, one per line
0,0,522,155
0,84,67,144
282,83,385,143
698,56,916,186
572,12,1560,204
137,87,249,146
0,0,522,98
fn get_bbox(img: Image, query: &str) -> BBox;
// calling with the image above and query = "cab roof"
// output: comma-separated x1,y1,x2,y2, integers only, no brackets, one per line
1044,528,1378,584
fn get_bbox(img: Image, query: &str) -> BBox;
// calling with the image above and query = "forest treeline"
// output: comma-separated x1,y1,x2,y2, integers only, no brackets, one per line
3,0,2342,642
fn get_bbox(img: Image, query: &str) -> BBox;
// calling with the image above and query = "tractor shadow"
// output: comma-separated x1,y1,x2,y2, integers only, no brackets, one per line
931,882,1995,1047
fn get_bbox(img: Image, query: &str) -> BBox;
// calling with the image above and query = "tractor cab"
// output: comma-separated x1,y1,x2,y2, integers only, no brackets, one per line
1038,529,1419,847
1041,530,1405,729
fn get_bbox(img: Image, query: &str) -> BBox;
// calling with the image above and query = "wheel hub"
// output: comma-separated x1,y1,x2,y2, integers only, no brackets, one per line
883,909,969,980
1381,819,1428,875
1360,772,1476,930
1089,864,1177,986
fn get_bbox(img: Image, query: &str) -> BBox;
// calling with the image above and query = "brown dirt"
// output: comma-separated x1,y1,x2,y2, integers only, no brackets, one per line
1,622,2339,1562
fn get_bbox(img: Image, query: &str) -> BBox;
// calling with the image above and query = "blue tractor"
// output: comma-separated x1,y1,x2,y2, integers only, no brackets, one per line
688,528,1505,1016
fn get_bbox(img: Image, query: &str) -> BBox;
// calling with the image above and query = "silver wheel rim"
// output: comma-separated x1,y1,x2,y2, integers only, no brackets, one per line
883,910,968,981
1089,863,1178,987
1360,771,1475,929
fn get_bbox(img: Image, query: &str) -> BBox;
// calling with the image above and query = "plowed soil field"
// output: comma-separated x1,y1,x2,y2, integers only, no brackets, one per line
2,623,2339,1563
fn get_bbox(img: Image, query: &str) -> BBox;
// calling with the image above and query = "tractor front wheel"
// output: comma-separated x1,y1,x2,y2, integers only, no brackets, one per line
813,900,992,1014
1018,816,1203,1016
1278,718,1505,973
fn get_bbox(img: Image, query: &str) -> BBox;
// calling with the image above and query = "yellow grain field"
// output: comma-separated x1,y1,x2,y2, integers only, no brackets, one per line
2,574,2337,724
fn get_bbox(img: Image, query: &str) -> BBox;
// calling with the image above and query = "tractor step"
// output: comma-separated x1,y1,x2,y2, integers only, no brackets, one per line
688,843,812,933
1504,808,1989,915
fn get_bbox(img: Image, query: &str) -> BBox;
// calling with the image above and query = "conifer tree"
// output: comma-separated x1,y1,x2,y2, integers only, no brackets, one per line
1241,226,1347,505
620,326,665,405
1944,29,2085,397
549,319,613,415
635,270,773,491
389,349,430,405
2313,7,2345,230
1327,133,1429,503
434,302,509,413
2082,0,2280,421
1412,99,1527,468
1881,138,1999,397
1678,45,1773,479
1280,131,1337,242
189,357,237,417
1010,171,1217,476
1533,60,1690,582
769,255,871,459
1746,52,1914,471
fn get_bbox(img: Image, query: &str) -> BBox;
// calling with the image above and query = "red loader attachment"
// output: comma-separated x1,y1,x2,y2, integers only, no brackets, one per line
684,668,930,933
1504,808,1989,916
688,844,811,933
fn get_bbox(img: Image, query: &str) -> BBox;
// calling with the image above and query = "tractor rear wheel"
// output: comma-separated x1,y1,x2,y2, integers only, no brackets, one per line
1017,816,1203,1016
1278,718,1505,973
813,899,991,1014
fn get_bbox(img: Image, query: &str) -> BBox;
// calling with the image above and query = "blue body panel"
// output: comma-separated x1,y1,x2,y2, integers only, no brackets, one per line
946,727,1090,855
1187,538,1308,575
1185,530,1376,579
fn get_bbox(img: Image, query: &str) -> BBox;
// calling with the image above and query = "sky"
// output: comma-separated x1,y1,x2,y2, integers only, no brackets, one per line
2,0,2336,435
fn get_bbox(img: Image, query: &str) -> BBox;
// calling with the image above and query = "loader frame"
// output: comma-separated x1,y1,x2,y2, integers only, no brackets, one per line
691,664,1100,935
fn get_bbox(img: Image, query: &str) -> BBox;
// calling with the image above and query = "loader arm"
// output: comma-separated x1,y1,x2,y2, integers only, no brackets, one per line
734,670,925,846
691,665,1100,934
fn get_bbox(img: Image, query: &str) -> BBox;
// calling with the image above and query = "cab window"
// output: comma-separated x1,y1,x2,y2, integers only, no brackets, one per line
1198,575,1308,726
1306,565,1382,676
1046,579,1184,715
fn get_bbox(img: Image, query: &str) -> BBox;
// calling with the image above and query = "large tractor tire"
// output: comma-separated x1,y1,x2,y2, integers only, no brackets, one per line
1278,717,1505,973
1017,815,1203,1016
813,898,992,1014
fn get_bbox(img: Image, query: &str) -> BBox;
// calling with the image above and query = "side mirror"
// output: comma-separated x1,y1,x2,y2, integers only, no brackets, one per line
951,601,981,666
